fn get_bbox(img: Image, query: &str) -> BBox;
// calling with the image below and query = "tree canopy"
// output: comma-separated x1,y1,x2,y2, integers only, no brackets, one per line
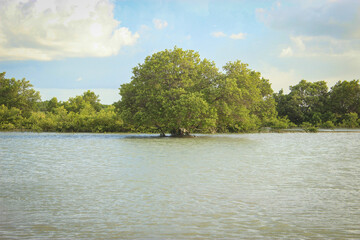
214,61,277,132
1,48,359,133
274,80,328,125
0,72,41,117
328,80,360,116
118,47,218,135
275,79,360,128
118,47,277,136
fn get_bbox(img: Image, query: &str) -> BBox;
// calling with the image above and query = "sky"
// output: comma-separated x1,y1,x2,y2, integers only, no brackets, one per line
1,0,359,104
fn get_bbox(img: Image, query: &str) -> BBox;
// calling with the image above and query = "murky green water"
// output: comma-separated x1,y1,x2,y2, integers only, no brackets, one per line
1,132,360,239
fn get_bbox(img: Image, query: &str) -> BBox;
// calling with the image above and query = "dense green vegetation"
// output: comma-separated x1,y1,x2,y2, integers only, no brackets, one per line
117,47,280,136
274,79,360,129
1,47,359,134
0,72,124,132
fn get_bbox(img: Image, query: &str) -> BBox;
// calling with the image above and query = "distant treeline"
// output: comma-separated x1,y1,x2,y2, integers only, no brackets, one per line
275,79,360,129
1,51,359,133
0,72,125,132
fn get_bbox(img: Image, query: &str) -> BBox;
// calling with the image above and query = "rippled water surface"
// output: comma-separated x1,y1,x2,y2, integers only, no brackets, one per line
1,132,360,239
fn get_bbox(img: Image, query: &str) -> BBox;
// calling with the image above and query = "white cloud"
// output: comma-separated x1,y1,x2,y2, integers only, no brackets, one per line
290,36,306,51
255,8,265,14
262,63,360,93
280,47,293,57
260,65,299,93
282,35,360,58
211,31,246,39
76,77,83,82
230,33,247,40
0,0,139,61
153,19,168,30
257,0,360,39
211,31,227,38
139,24,151,32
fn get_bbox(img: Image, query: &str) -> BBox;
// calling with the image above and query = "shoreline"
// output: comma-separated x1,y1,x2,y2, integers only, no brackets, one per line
1,128,360,134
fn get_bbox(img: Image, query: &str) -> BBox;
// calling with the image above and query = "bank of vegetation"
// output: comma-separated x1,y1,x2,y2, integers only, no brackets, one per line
1,48,359,135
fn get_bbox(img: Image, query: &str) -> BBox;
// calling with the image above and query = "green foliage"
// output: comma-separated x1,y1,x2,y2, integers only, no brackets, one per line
339,112,359,128
47,97,60,113
89,106,124,132
321,120,335,129
63,91,101,113
165,92,217,133
269,116,295,129
275,79,360,129
37,97,59,113
118,47,278,135
214,61,277,132
274,80,328,125
0,72,41,117
119,47,219,135
44,100,124,133
2,52,359,133
328,80,360,124
24,111,57,132
0,85,125,132
0,104,23,130
300,122,319,133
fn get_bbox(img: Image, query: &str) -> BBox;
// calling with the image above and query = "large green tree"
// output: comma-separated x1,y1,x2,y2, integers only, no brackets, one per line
214,61,277,132
274,80,328,125
0,72,41,116
63,90,102,113
0,105,23,130
328,80,360,116
118,47,277,135
118,47,218,136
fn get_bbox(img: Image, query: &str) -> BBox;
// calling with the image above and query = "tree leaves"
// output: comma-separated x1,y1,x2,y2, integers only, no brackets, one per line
118,47,277,134
0,72,41,117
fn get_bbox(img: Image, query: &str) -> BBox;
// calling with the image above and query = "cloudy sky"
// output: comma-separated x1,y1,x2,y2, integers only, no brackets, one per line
1,0,359,104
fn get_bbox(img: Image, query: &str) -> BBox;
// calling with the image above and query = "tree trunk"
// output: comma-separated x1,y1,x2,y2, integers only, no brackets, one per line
170,128,192,137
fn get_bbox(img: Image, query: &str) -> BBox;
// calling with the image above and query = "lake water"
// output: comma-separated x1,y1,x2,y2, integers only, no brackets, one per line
1,132,360,239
